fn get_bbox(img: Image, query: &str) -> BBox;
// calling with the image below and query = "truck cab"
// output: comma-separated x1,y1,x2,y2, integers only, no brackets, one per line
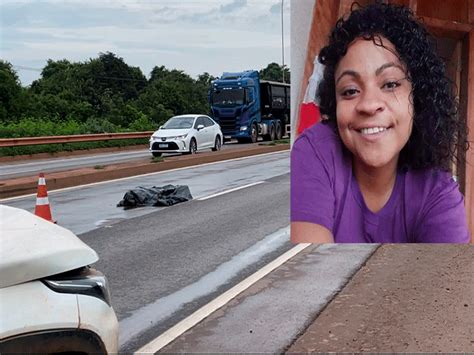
209,70,261,143
209,70,290,143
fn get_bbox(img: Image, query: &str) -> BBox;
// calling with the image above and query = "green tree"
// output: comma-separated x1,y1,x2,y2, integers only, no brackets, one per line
197,72,217,87
91,52,146,102
145,66,209,116
27,53,148,127
0,61,24,122
79,52,146,120
6,57,289,137
29,59,91,121
259,62,290,83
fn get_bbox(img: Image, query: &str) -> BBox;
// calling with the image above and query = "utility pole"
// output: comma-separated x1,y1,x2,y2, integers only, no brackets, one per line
281,0,285,83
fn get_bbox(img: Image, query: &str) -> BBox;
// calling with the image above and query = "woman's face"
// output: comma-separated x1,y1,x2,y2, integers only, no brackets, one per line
334,37,413,170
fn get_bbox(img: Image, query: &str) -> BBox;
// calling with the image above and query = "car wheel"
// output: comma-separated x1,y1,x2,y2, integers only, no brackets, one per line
211,135,222,151
189,138,197,154
250,123,257,143
152,152,162,157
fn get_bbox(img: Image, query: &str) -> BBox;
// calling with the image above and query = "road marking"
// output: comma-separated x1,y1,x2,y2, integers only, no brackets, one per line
197,181,265,201
0,150,289,202
119,225,291,346
134,242,311,354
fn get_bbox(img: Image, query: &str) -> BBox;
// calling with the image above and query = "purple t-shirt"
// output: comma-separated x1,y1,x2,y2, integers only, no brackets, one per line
291,122,470,243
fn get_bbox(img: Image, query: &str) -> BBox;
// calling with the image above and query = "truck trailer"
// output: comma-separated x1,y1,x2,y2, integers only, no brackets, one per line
209,70,290,143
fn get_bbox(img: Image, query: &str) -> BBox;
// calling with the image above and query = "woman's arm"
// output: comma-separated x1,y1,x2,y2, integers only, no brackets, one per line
291,222,335,243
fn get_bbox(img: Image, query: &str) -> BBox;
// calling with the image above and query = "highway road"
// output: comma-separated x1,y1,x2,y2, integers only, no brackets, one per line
3,151,289,234
2,151,291,352
0,140,258,179
3,150,473,353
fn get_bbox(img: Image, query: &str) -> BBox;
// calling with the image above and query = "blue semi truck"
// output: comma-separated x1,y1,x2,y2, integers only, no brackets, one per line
209,70,290,143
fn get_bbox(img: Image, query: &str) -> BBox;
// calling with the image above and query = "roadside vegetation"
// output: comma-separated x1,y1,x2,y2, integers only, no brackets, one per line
259,138,290,147
274,138,290,144
0,54,290,156
150,156,164,163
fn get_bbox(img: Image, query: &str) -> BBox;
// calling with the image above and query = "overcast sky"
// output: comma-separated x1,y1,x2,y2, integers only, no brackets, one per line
1,0,290,86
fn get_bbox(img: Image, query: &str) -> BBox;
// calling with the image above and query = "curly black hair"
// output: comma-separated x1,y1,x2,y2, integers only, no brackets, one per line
317,2,468,171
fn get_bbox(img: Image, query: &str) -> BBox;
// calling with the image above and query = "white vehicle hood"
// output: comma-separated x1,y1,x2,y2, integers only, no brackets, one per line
152,128,191,138
0,205,98,288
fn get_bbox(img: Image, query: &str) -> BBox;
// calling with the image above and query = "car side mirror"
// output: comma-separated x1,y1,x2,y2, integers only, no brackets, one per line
197,124,205,130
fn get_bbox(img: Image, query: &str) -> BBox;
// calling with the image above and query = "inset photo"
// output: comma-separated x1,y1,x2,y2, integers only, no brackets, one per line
290,0,474,243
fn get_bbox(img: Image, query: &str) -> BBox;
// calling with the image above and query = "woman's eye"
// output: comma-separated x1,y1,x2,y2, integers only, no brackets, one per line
382,81,401,90
341,88,359,97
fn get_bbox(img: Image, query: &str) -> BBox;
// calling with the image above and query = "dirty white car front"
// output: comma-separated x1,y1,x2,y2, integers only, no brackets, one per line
0,205,118,354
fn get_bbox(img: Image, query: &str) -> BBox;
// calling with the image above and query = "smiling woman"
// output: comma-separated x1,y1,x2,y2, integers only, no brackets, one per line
291,3,470,243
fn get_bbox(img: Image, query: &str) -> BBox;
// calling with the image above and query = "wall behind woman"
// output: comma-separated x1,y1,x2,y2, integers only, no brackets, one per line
290,0,314,145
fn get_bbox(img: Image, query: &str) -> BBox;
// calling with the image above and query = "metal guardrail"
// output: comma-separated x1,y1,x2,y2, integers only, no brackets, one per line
0,132,154,148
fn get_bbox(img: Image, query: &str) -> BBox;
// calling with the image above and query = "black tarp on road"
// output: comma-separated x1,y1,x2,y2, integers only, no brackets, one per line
117,185,193,209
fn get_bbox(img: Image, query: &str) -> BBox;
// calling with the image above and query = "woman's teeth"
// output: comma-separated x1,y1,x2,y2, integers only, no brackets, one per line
359,127,388,135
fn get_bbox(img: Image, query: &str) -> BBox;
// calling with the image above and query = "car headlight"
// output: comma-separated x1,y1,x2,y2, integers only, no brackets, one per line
43,267,112,306
151,136,160,141
174,134,188,140
240,126,248,131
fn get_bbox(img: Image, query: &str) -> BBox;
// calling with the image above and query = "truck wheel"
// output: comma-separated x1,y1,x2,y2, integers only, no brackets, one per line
270,124,276,141
211,136,221,151
250,123,258,143
276,122,283,140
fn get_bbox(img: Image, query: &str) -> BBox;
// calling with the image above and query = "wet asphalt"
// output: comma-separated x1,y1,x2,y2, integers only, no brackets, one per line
3,152,291,352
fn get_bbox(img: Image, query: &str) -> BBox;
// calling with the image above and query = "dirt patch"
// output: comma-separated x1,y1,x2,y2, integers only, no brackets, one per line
287,244,474,353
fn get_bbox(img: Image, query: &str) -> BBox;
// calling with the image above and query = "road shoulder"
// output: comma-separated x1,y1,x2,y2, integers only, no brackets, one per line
159,244,378,353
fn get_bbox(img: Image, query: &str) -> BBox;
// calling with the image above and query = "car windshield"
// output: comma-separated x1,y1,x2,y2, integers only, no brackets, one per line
162,117,195,129
211,88,245,106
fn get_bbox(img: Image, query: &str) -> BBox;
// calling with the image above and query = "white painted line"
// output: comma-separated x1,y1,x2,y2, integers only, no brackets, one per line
134,242,312,354
119,226,291,346
197,181,265,201
0,150,289,202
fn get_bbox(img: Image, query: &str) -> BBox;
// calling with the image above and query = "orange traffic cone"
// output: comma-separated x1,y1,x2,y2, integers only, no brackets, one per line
34,173,55,223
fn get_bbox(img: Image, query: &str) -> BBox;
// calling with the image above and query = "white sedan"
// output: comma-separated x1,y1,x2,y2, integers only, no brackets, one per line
149,114,223,157
0,206,118,354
